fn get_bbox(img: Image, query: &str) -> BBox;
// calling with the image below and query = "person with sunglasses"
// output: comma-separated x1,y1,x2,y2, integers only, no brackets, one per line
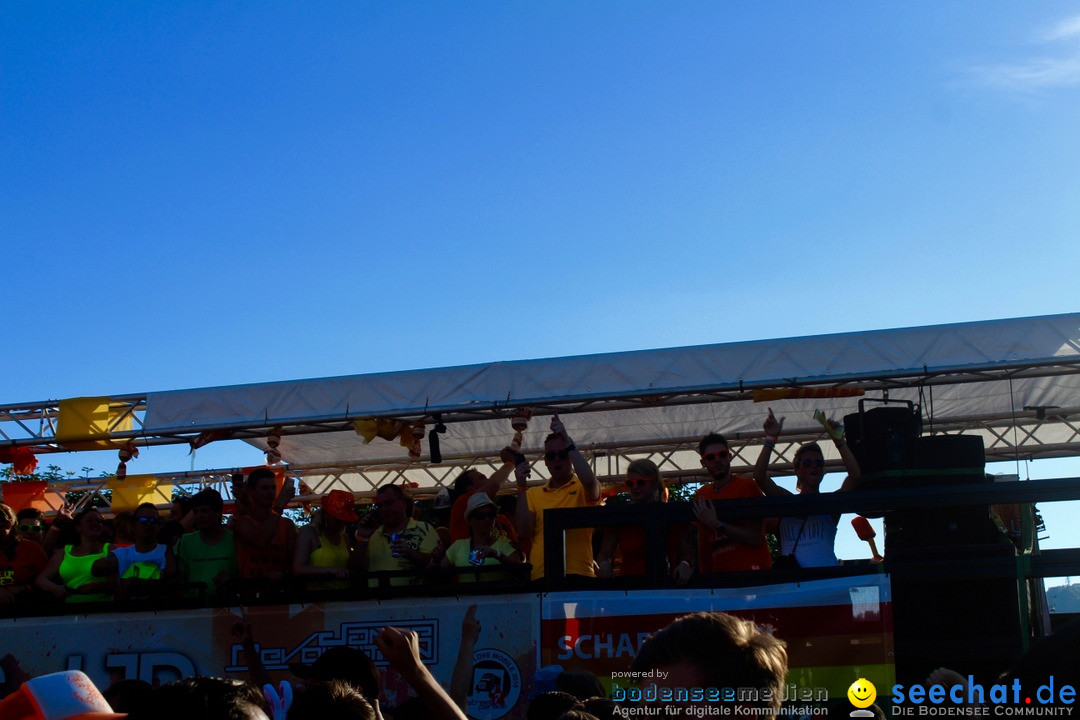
692,433,773,573
93,503,175,596
438,493,525,582
751,408,862,567
514,413,601,582
595,459,695,584
14,508,46,545
0,503,49,607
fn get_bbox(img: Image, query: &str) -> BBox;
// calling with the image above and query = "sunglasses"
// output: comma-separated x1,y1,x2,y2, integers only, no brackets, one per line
702,451,730,462
625,478,653,489
18,524,44,533
544,449,572,461
135,516,161,525
800,458,826,469
470,511,497,521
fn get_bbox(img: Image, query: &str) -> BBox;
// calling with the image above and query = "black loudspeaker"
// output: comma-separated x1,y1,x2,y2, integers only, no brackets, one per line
890,545,1023,689
882,435,1020,688
884,434,996,552
914,434,986,474
844,400,922,479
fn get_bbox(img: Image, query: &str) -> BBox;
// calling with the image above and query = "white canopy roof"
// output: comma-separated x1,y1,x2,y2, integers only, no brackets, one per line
134,313,1080,489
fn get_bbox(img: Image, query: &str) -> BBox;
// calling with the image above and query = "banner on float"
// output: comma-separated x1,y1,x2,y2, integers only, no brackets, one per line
540,574,895,704
3,593,538,720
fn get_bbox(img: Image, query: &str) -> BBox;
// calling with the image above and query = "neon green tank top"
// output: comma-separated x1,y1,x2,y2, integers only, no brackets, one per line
59,544,111,603
308,531,350,590
309,531,350,570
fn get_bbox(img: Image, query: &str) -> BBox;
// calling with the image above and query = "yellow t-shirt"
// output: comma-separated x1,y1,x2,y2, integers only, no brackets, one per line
308,530,352,590
445,536,519,583
526,474,598,580
309,530,351,570
367,519,438,586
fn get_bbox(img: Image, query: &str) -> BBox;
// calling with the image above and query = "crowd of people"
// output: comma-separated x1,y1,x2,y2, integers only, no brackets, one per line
0,410,863,610
0,606,794,719
4,593,1077,719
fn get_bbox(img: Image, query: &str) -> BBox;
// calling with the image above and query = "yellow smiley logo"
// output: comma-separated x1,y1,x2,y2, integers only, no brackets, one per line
847,678,877,709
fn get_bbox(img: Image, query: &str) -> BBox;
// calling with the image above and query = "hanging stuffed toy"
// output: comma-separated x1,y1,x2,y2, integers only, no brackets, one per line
189,429,233,454
266,427,283,465
509,408,533,454
406,421,425,459
116,442,139,481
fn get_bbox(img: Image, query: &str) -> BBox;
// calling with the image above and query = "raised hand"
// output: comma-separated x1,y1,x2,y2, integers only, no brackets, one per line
764,408,785,439
375,626,425,679
550,413,567,440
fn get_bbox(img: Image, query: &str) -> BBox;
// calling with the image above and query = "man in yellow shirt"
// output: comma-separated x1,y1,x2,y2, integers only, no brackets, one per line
514,413,600,582
359,484,437,586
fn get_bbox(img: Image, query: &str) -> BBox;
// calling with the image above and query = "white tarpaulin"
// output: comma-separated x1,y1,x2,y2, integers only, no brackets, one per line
138,314,1080,472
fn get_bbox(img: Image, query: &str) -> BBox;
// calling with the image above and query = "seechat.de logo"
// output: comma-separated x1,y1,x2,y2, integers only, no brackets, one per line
892,676,1076,717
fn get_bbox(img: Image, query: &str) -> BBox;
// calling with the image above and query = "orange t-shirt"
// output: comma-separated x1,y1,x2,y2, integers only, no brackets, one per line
611,523,690,577
235,515,293,579
694,476,772,572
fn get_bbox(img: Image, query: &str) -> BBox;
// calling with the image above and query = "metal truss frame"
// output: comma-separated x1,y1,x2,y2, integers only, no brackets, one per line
20,406,1080,515
2,360,1078,453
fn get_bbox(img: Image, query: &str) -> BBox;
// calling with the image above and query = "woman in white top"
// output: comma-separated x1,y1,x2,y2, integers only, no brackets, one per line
752,408,861,567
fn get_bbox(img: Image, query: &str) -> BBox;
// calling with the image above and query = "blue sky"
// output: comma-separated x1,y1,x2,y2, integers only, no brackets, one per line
3,3,1079,571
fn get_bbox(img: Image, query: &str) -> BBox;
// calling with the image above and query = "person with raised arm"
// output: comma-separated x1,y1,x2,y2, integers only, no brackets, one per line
447,448,520,544
751,408,862,567
514,413,601,582
375,625,469,720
